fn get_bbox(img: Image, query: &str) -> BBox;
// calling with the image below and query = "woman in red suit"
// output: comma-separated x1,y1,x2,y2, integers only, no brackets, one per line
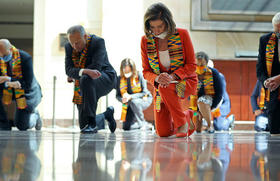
141,2,197,137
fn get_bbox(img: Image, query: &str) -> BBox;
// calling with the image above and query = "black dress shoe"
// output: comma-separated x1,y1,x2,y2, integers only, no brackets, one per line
81,125,98,134
104,106,116,133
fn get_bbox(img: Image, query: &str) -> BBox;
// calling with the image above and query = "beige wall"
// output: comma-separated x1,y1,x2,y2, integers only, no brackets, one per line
33,0,267,121
33,0,103,120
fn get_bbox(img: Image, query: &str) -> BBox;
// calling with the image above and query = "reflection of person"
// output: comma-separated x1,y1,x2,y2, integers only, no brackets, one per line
65,25,117,134
0,132,41,181
141,3,197,137
115,141,152,181
0,39,42,131
250,134,269,181
186,135,230,181
190,52,223,133
212,133,234,181
257,12,280,135
264,135,280,180
251,80,269,132
152,139,192,181
116,58,153,130
73,135,115,181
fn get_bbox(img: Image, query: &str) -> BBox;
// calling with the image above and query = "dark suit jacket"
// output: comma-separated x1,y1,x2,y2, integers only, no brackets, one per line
257,32,280,110
0,50,42,112
65,35,116,85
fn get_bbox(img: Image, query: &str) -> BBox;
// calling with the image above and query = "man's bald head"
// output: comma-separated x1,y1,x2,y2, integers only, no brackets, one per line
0,39,12,57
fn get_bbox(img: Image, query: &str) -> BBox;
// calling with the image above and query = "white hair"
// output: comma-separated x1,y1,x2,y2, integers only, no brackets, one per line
67,25,86,36
0,39,12,50
272,12,280,25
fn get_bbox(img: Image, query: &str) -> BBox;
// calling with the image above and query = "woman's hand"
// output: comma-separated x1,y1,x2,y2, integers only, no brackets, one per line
122,93,132,103
156,73,172,88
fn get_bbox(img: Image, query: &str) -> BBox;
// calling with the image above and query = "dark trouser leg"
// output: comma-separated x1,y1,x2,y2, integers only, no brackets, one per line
77,104,106,130
123,106,135,130
78,74,114,130
0,102,8,123
14,108,38,131
0,93,13,129
268,101,280,134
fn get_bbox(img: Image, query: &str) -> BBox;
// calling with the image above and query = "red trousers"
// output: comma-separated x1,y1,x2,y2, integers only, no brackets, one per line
154,83,192,137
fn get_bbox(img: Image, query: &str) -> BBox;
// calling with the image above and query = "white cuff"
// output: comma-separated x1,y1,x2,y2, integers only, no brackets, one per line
4,77,11,88
4,82,8,88
155,76,159,83
79,69,84,77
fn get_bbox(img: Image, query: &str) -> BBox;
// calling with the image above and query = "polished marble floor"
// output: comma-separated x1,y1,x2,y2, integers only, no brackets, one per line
0,129,278,181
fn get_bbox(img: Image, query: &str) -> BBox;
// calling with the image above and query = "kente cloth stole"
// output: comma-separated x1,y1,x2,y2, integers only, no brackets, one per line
120,75,142,122
72,35,93,104
265,33,280,101
189,67,215,111
0,46,27,109
147,30,186,112
259,87,266,110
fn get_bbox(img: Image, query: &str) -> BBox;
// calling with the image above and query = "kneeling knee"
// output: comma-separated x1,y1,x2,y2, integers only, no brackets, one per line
80,75,92,88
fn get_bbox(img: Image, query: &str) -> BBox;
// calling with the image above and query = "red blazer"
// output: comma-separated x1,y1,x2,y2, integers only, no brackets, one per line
141,28,197,95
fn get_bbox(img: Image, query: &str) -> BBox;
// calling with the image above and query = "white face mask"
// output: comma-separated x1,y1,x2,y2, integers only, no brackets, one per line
124,72,132,78
154,31,168,39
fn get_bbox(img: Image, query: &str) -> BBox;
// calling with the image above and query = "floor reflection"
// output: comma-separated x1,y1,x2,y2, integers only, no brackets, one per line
73,134,116,181
0,132,41,181
0,130,280,181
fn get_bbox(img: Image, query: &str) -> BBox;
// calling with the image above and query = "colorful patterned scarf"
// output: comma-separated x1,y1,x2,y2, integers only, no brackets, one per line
0,46,27,109
258,156,270,181
71,35,93,104
147,30,187,111
265,33,280,101
259,87,266,110
189,66,215,111
119,74,142,122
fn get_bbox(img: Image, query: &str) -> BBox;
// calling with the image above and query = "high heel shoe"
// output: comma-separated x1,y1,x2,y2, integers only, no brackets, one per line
176,132,188,138
176,110,196,138
176,123,188,138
